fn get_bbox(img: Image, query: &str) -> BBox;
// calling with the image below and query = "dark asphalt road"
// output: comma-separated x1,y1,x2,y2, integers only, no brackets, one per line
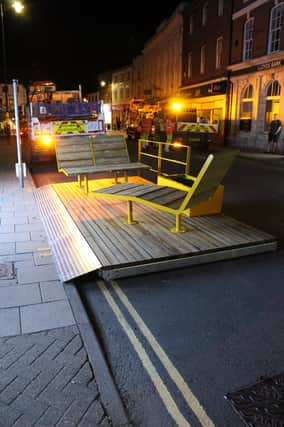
31,144,284,426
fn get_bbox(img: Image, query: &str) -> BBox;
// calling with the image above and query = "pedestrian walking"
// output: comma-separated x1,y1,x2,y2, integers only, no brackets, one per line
165,116,175,152
139,114,153,148
268,114,282,153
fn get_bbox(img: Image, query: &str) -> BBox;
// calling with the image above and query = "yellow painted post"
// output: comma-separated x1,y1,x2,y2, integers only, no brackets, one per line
138,139,142,163
157,142,163,176
78,174,82,187
124,171,128,182
124,200,138,225
171,214,187,233
84,175,89,194
114,172,118,184
185,146,191,175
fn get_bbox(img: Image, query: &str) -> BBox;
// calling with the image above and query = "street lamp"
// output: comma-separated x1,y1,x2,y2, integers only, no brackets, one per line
0,0,24,112
171,101,183,123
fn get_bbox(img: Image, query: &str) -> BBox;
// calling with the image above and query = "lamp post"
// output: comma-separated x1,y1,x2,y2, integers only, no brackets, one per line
0,1,24,113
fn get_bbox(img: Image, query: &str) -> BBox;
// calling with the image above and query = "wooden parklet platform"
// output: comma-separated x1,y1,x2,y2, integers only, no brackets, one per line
35,176,277,282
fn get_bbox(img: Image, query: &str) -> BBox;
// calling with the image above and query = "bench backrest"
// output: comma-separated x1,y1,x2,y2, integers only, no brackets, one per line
55,136,93,170
180,149,239,212
91,134,130,166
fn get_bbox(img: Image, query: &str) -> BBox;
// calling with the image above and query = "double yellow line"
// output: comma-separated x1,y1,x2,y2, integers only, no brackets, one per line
98,280,215,427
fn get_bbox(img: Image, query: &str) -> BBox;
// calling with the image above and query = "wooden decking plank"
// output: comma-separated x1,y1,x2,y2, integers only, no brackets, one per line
192,216,253,246
90,195,184,258
62,183,136,264
70,185,154,263
54,182,126,265
135,203,221,251
64,181,194,258
54,185,115,266
108,198,199,255
218,215,273,240
197,215,268,244
56,182,168,262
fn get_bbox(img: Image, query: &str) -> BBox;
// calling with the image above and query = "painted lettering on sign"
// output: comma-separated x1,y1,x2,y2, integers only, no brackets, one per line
257,60,281,71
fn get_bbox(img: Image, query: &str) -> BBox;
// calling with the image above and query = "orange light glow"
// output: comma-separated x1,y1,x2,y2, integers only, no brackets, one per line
173,141,183,148
41,135,53,145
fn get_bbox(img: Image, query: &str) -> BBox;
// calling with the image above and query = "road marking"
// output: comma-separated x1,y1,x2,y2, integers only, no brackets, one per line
111,280,215,427
97,280,192,427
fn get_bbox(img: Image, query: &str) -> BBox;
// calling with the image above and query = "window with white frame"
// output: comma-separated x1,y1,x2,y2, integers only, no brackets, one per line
268,3,284,54
202,2,208,26
240,84,254,131
200,45,206,74
265,80,281,130
218,0,224,16
188,52,192,78
243,18,254,60
216,37,223,69
189,15,194,34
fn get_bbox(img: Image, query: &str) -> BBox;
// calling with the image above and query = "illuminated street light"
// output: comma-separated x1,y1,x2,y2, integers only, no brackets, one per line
171,101,183,123
100,80,106,87
0,0,24,112
172,102,182,112
12,1,24,13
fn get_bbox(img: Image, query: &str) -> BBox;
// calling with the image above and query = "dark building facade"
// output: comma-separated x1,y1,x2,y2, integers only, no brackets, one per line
229,0,284,152
180,0,233,141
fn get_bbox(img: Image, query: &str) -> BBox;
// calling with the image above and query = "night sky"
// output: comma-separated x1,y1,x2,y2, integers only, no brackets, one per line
3,0,182,93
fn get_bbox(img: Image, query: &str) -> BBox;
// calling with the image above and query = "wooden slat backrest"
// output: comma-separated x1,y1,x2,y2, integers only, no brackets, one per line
55,136,93,170
92,134,130,166
180,150,239,212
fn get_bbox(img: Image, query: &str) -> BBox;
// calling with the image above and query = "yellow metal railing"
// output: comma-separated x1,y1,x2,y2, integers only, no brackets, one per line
137,139,191,177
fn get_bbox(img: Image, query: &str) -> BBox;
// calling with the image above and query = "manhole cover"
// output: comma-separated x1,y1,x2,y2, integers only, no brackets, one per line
225,373,284,426
0,262,15,280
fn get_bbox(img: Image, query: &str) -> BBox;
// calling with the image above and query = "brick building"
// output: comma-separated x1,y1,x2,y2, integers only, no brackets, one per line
180,0,233,140
229,0,284,152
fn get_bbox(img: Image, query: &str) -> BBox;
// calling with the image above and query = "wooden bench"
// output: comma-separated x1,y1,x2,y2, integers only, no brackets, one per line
55,134,150,193
92,149,239,233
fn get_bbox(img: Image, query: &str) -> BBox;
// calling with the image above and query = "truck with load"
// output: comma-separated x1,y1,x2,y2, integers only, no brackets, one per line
27,81,105,163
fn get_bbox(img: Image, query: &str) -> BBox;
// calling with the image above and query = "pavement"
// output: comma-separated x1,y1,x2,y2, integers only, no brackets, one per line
0,138,130,427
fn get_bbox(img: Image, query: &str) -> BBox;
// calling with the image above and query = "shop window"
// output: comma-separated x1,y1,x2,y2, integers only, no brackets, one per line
268,3,284,54
240,84,254,132
243,18,254,60
265,80,281,130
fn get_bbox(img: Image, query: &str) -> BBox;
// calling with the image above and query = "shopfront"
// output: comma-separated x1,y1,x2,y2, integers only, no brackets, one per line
179,79,229,144
229,58,284,152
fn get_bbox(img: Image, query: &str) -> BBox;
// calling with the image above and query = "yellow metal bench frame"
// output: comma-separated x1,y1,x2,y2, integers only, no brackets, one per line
92,149,239,233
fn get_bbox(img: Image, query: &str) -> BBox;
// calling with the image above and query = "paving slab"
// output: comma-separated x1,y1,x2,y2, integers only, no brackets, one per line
16,240,49,254
17,264,58,284
15,223,45,232
0,307,20,336
20,300,75,334
40,280,67,302
0,232,30,243
0,242,15,256
0,284,41,308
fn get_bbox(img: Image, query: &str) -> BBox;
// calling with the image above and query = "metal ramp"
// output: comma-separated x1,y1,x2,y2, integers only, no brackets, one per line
35,186,101,282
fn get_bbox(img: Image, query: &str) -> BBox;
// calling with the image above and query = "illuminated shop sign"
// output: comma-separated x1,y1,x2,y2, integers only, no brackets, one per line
231,59,284,76
180,80,228,98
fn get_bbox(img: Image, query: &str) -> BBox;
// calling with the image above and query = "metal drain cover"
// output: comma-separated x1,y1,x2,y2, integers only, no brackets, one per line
0,262,15,280
225,373,284,426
